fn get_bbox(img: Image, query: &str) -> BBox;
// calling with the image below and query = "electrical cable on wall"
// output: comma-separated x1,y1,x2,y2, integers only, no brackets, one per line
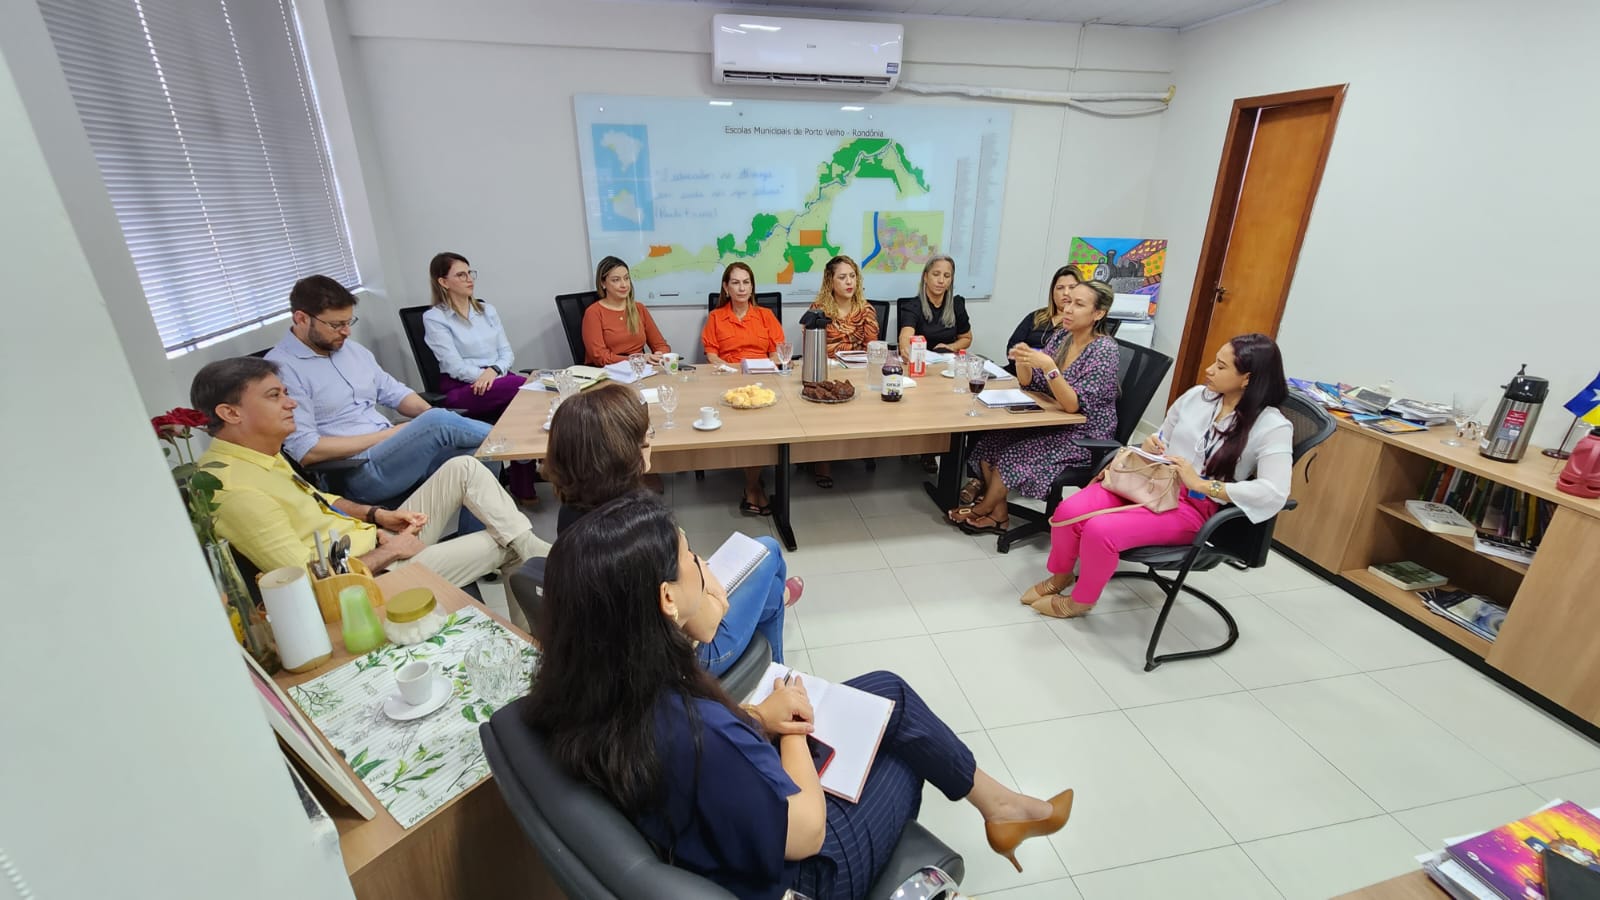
896,81,1175,117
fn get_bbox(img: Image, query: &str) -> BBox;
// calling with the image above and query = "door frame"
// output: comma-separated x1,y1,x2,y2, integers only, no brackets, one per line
1170,83,1348,404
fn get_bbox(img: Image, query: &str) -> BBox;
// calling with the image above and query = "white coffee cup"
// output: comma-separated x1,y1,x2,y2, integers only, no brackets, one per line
661,352,681,373
698,406,720,428
396,660,437,706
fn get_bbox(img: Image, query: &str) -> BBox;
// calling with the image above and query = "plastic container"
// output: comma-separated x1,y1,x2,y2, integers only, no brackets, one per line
383,587,449,646
866,340,888,392
338,585,386,654
1557,428,1600,499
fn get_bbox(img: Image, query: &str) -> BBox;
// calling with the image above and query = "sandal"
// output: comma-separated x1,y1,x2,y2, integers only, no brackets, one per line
921,454,940,474
959,513,1010,536
958,478,984,506
946,506,978,525
739,499,770,516
815,474,834,489
1019,575,1074,606
1030,595,1095,619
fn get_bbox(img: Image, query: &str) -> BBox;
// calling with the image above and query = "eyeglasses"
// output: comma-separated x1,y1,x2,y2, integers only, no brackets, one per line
312,314,358,331
453,270,479,281
642,425,656,448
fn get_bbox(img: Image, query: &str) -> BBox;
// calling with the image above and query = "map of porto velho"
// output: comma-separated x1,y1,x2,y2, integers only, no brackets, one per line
575,94,1011,303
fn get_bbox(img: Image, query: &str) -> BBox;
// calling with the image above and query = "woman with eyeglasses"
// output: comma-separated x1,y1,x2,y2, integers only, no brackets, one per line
582,256,671,365
524,492,1073,898
422,252,537,501
542,383,801,677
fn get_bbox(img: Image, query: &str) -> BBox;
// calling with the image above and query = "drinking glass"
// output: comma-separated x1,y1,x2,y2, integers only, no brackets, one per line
952,356,968,392
463,633,525,708
658,384,679,428
966,356,988,417
1443,393,1486,447
775,340,793,375
627,352,648,383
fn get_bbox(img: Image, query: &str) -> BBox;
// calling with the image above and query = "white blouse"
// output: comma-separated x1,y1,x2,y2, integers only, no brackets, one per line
1154,385,1294,523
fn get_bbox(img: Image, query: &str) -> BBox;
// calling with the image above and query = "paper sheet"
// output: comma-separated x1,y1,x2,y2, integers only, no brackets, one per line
603,361,657,384
978,388,1040,407
744,662,893,803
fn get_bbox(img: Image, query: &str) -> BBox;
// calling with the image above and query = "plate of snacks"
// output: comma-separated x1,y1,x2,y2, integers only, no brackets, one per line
800,380,857,404
722,383,778,409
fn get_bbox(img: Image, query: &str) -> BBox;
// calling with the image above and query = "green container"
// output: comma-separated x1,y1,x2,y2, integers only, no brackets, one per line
338,585,386,655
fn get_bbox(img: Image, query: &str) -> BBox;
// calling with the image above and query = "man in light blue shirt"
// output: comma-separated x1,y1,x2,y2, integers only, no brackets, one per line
267,275,494,506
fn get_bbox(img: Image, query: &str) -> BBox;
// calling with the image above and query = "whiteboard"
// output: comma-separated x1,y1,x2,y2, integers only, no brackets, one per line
574,93,1011,305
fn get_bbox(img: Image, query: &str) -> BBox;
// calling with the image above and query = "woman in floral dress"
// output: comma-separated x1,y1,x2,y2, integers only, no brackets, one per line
949,278,1120,534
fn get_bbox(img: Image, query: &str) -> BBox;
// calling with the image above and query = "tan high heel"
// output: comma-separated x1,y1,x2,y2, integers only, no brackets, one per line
985,789,1074,873
1018,576,1074,606
1030,594,1094,618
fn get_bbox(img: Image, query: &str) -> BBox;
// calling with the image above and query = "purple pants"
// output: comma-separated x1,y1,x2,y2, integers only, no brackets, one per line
438,372,526,421
1046,483,1217,605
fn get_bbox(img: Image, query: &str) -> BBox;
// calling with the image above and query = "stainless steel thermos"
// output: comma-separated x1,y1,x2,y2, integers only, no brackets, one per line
1480,364,1548,463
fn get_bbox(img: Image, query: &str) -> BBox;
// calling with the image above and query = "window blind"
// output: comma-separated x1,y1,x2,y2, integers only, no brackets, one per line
38,0,360,354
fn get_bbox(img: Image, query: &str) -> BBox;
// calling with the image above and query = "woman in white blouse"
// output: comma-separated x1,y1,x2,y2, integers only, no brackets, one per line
423,252,537,501
1020,333,1293,618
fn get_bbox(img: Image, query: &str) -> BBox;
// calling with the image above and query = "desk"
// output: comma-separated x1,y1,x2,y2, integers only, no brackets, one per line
1334,871,1445,899
480,367,1084,549
1273,419,1600,731
274,565,559,900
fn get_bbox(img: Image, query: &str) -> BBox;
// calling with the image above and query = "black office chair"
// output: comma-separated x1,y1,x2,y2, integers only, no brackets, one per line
868,299,891,347
396,305,451,407
706,291,783,323
482,700,965,900
998,339,1174,553
1111,392,1337,671
555,291,601,365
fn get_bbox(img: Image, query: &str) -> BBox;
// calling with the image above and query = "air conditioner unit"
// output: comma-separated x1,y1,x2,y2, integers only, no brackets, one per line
712,15,903,92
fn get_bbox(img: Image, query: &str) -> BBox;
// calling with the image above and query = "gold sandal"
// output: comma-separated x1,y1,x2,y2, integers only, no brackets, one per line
1030,595,1095,618
1019,575,1074,606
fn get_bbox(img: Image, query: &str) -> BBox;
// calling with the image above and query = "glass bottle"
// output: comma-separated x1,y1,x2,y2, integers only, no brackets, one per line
206,538,280,673
338,585,387,655
882,362,904,402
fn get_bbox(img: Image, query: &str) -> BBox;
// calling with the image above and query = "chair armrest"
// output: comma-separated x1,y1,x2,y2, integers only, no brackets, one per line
306,458,366,473
1282,498,1297,512
1190,504,1250,548
419,390,448,407
1068,437,1122,454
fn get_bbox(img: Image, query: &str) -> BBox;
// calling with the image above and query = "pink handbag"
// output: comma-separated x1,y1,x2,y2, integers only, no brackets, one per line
1051,447,1183,528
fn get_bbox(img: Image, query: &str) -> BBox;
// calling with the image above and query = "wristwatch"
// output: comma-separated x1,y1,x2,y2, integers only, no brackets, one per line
1046,368,1062,381
1208,480,1224,498
489,365,503,375
365,504,388,524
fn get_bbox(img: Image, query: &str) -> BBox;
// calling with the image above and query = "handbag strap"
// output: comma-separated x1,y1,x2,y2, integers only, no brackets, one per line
1049,502,1143,528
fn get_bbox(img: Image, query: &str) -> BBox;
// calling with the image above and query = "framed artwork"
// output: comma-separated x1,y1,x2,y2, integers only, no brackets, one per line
1068,237,1168,318
243,648,376,819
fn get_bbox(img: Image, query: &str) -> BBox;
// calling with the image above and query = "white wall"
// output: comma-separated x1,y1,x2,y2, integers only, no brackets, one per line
0,43,353,900
1147,0,1600,447
338,0,1176,369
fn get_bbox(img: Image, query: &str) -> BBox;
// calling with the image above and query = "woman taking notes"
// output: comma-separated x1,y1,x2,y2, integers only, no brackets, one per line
542,383,801,677
1022,333,1292,618
702,262,787,515
524,492,1073,898
1002,266,1080,375
582,255,671,365
896,254,971,353
809,254,877,356
422,252,526,418
948,278,1121,536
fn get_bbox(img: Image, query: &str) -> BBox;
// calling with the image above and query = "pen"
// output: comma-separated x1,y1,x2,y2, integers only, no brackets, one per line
782,668,794,686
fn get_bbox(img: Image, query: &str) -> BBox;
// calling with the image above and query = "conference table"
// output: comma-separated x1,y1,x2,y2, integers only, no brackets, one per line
478,363,1085,549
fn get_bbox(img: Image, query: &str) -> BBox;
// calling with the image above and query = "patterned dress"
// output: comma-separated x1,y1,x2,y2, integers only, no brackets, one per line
967,332,1120,499
812,301,879,355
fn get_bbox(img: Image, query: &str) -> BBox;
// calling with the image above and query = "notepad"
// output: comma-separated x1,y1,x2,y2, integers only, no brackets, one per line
705,531,770,594
745,662,894,803
833,350,869,368
741,358,779,374
603,360,657,384
978,388,1041,407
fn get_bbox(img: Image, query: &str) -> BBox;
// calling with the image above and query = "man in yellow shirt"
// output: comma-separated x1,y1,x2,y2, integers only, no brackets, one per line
191,357,549,589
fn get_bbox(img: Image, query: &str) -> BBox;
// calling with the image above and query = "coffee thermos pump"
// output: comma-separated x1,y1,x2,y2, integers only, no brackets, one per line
1479,364,1549,463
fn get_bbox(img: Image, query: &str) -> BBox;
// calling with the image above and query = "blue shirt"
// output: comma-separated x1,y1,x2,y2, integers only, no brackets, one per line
422,301,515,382
634,696,799,899
266,331,416,463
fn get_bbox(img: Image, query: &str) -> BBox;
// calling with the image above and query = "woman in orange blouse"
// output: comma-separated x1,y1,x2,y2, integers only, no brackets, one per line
703,262,787,515
582,256,671,365
809,255,877,355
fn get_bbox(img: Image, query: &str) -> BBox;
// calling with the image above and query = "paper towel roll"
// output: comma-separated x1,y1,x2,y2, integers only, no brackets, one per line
259,566,333,672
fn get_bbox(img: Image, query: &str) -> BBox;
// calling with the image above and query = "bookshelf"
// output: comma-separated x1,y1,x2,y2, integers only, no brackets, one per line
1274,421,1600,730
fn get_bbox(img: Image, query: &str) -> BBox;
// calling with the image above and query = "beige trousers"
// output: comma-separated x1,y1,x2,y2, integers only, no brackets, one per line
389,457,551,588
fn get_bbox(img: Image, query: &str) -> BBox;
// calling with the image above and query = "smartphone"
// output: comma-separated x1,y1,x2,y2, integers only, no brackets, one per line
1005,403,1044,414
806,735,835,775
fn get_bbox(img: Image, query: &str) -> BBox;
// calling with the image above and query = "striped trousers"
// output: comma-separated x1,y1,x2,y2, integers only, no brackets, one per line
785,671,976,900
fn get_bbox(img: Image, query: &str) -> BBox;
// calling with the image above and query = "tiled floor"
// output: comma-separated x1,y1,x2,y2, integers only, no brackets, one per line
486,460,1600,899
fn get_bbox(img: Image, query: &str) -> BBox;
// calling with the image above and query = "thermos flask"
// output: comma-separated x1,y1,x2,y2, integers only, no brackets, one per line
1479,364,1548,463
799,309,830,383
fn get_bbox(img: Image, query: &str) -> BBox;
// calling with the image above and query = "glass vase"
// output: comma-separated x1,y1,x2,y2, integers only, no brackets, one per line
206,538,280,673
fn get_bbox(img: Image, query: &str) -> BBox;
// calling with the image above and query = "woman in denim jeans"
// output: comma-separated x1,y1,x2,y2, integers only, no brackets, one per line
542,383,803,676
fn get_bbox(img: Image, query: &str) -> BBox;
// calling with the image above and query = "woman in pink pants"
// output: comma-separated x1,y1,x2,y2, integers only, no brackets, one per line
1022,333,1295,618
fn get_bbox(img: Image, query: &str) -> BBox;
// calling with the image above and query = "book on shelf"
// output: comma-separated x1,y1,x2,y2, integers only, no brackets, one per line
1405,500,1478,536
1417,465,1557,550
745,662,893,803
1343,385,1393,414
1443,800,1600,900
1419,588,1508,642
1474,534,1537,565
1368,561,1448,591
1387,397,1454,425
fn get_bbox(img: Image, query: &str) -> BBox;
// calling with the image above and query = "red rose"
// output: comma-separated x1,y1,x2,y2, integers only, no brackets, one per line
167,408,211,428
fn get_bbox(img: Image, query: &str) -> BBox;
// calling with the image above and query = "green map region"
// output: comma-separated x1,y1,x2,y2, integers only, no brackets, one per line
860,210,945,273
631,138,929,285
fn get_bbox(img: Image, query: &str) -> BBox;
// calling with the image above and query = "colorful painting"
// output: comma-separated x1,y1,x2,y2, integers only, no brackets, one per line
1068,237,1168,318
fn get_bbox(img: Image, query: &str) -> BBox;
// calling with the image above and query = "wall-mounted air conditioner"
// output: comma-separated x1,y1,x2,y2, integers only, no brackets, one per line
712,14,903,92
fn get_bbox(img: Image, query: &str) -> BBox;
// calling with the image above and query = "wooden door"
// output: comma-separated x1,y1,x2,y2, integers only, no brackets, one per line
1173,86,1346,401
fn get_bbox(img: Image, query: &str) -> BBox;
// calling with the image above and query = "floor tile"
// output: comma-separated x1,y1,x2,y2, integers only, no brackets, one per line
1222,551,1327,595
934,623,1117,728
975,876,1083,899
866,514,992,566
789,568,926,649
893,557,1046,634
1254,674,1518,810
914,731,1071,896
781,515,889,577
1166,595,1357,689
1128,693,1381,842
1370,661,1600,783
987,555,1154,616
1241,816,1426,900
1390,786,1546,846
848,478,941,520
1072,846,1282,900
805,635,981,734
1258,584,1450,671
782,604,805,651
989,712,1233,874
1527,768,1600,809
1046,609,1244,708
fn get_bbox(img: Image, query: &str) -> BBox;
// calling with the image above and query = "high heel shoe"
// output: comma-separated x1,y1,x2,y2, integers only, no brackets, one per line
985,789,1074,873
1018,576,1073,606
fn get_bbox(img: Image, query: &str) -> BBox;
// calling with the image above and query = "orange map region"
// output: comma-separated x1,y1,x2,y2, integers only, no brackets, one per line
797,229,824,246
647,245,673,257
776,258,795,284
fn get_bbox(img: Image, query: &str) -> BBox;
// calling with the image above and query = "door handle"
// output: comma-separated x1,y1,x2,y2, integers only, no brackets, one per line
1214,285,1229,303
1303,451,1317,484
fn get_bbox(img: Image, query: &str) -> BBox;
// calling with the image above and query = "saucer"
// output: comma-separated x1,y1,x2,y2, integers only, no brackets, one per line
940,368,956,378
692,420,723,431
382,675,452,721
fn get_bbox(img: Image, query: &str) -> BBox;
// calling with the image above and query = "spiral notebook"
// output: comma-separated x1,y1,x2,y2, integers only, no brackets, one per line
745,662,893,803
706,531,771,594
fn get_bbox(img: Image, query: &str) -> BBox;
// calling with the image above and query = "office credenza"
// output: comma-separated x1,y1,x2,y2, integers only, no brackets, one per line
1273,420,1600,730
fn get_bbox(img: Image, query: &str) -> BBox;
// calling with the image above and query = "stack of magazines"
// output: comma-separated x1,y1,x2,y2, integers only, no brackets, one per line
1418,588,1508,642
1417,800,1600,899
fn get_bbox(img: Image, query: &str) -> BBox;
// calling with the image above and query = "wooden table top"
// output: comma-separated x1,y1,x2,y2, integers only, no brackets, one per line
479,364,1085,462
1332,870,1446,899
273,564,533,877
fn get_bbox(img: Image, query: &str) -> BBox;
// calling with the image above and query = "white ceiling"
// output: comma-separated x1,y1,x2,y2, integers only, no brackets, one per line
633,0,1277,29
